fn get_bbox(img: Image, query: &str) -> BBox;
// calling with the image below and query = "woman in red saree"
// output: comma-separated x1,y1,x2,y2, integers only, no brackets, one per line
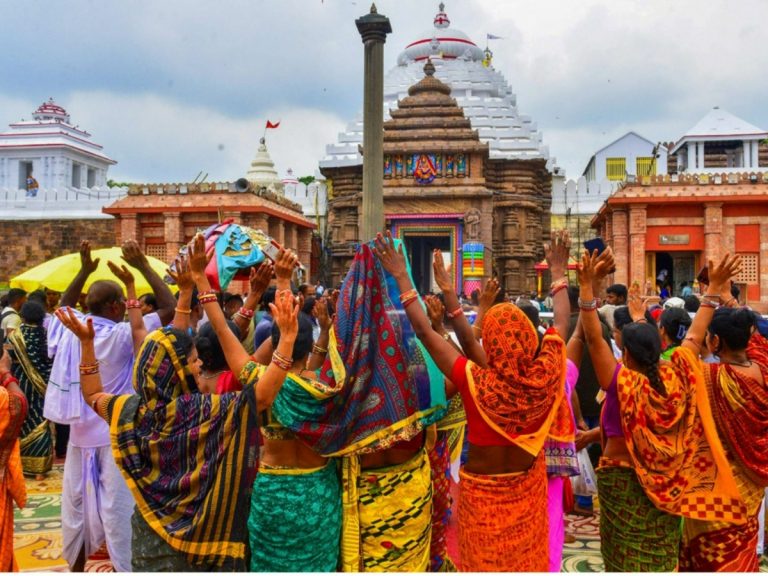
0,348,28,571
678,261,768,572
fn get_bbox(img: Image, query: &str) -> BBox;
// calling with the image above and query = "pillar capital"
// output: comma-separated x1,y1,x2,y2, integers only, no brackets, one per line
356,7,392,43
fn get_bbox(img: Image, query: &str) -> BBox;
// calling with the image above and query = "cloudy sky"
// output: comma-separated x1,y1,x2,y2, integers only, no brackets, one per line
2,0,765,183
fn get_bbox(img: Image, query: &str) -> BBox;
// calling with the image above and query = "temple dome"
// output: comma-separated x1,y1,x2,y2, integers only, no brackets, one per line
246,138,284,194
32,98,70,123
322,3,554,170
397,3,484,65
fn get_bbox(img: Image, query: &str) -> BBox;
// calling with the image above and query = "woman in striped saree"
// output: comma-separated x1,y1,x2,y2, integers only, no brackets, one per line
55,241,299,571
7,301,53,478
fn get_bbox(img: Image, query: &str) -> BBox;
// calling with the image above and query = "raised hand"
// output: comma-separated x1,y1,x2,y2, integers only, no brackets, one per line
593,247,615,280
432,249,454,293
270,290,299,342
627,282,649,322
544,230,571,277
121,239,150,271
55,307,94,342
372,231,407,279
167,255,195,292
424,294,445,330
188,233,212,283
249,261,273,298
79,240,100,276
313,297,333,331
274,249,299,283
478,278,501,312
706,253,742,294
107,261,135,288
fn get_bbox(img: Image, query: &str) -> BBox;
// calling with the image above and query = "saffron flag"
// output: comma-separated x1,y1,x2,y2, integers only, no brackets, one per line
266,120,280,129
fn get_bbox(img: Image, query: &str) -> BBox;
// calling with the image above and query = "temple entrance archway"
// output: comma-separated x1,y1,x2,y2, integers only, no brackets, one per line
404,234,450,294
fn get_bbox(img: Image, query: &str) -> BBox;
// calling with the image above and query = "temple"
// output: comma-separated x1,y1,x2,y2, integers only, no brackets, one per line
0,98,116,192
320,3,555,295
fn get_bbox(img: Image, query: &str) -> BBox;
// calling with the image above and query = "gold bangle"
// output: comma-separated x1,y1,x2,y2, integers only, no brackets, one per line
442,332,452,341
174,307,192,314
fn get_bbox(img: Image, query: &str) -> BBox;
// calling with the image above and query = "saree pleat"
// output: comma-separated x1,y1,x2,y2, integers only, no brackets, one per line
597,462,680,572
249,461,341,572
0,386,28,572
8,325,53,476
351,449,433,572
458,454,549,572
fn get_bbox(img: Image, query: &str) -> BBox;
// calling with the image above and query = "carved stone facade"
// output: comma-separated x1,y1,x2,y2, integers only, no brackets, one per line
322,63,552,295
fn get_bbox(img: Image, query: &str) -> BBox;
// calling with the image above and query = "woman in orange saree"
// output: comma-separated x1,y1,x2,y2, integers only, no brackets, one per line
678,301,768,572
0,349,29,572
373,229,573,571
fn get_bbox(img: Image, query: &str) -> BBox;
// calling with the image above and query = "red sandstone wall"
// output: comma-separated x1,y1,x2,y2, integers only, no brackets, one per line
0,219,116,285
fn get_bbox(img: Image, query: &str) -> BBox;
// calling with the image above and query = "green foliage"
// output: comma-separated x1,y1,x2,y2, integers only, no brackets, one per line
297,175,315,186
107,179,133,188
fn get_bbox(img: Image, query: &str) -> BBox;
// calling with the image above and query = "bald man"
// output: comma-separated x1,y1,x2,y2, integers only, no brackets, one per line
44,240,175,572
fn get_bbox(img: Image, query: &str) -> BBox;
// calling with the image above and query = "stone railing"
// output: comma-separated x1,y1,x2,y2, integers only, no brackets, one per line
0,186,129,219
126,181,305,213
630,171,768,186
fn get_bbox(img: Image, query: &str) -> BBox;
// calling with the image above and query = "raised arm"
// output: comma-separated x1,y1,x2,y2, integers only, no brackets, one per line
473,278,501,342
373,231,460,380
166,255,196,333
252,290,299,412
425,295,469,358
273,249,298,293
306,297,331,371
60,241,100,308
107,261,147,350
233,262,273,339
121,240,176,325
567,316,586,366
545,229,572,340
682,253,742,353
189,233,253,376
577,247,618,390
53,307,106,416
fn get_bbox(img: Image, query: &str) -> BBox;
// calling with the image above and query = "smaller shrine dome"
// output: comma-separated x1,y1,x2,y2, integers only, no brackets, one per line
397,3,485,65
32,98,70,123
246,137,284,194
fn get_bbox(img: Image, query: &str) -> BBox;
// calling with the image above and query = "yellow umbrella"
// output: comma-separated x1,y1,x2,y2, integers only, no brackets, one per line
10,248,170,296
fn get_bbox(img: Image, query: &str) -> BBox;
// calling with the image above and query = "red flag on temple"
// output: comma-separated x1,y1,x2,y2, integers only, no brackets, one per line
266,120,280,129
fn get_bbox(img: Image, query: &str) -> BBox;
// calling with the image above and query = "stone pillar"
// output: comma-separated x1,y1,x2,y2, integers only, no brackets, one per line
164,213,184,263
697,142,705,170
251,212,270,232
687,143,695,173
268,217,285,246
751,140,760,169
297,228,313,279
284,222,298,251
743,141,751,169
759,221,768,312
611,208,629,286
628,204,647,284
704,203,723,265
356,5,392,241
118,214,139,245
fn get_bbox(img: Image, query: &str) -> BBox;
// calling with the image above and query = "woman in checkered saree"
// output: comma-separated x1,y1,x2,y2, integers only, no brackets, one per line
678,304,768,571
579,250,750,572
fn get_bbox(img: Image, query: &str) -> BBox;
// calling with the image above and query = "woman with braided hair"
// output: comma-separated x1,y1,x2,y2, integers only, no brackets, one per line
658,307,692,360
578,249,746,571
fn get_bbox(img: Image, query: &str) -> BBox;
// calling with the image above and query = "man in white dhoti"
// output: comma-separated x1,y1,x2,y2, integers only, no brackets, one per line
44,240,176,571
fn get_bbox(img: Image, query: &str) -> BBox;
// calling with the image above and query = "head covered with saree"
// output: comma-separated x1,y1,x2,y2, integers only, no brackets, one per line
109,327,259,567
270,241,447,457
467,303,566,455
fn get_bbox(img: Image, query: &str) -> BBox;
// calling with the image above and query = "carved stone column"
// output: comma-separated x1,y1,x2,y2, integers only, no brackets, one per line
704,202,723,265
628,204,647,284
611,208,629,286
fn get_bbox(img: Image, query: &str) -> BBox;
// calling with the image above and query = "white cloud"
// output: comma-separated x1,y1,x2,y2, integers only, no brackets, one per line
1,0,766,183
67,91,345,183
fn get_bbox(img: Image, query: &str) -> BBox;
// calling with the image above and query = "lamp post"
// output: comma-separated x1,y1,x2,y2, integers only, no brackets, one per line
356,4,392,241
